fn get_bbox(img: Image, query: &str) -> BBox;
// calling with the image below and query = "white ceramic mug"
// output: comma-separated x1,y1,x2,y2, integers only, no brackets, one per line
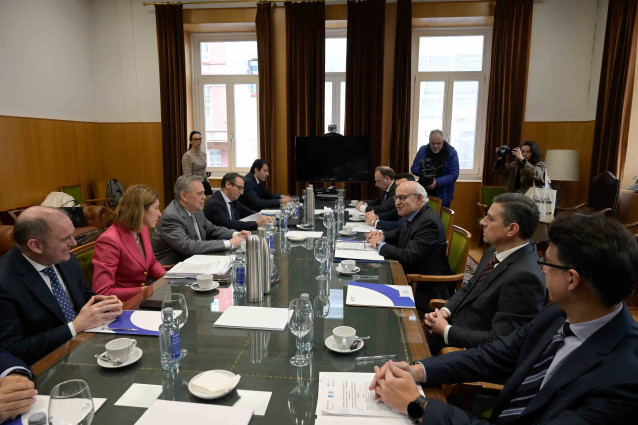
333,326,356,349
350,200,358,206
341,260,356,272
197,274,215,290
106,338,137,363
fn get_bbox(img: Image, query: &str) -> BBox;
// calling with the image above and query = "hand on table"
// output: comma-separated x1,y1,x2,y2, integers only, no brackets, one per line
256,216,275,227
366,231,384,248
74,295,123,333
365,212,378,225
368,361,422,414
0,375,37,423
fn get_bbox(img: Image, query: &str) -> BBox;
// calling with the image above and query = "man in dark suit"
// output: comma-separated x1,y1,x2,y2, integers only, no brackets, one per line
424,193,546,352
0,207,123,364
204,172,275,231
0,349,37,423
365,173,415,231
356,166,397,215
370,214,638,424
152,175,251,265
366,181,451,308
239,159,292,211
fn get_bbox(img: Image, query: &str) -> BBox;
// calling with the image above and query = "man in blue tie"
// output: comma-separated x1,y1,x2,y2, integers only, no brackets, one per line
369,214,638,424
0,207,123,364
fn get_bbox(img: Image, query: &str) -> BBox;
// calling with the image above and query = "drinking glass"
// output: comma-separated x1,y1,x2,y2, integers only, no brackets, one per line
288,298,312,366
162,293,189,357
48,379,94,425
313,238,329,279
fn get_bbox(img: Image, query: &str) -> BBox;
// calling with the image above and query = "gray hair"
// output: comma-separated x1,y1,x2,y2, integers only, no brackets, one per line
174,175,203,199
429,129,444,138
413,183,429,204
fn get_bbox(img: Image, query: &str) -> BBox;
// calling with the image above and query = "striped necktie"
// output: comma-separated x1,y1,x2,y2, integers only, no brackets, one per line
42,266,76,322
496,322,573,424
471,255,499,291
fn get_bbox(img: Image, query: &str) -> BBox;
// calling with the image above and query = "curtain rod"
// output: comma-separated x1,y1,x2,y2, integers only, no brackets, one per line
142,0,338,5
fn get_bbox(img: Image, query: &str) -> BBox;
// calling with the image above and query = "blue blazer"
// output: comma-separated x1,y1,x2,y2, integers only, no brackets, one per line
410,142,459,207
0,248,95,364
239,173,280,211
204,190,259,231
420,303,638,424
0,349,30,377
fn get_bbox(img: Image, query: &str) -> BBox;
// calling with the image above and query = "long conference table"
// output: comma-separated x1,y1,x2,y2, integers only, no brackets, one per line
32,216,444,424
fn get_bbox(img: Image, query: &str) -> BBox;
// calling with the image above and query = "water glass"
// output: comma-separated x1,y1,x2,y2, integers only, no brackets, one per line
48,379,94,425
288,298,312,366
313,238,329,279
162,294,188,329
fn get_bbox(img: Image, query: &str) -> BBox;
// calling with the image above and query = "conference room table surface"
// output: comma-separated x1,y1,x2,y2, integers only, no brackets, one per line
32,220,443,424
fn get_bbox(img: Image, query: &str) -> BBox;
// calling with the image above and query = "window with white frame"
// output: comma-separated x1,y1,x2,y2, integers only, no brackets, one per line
192,34,260,176
410,28,492,179
325,35,346,134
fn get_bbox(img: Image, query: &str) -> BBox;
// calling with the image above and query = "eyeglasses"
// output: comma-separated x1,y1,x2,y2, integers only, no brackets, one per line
537,256,571,271
230,182,244,192
394,194,418,202
374,177,387,184
191,138,203,142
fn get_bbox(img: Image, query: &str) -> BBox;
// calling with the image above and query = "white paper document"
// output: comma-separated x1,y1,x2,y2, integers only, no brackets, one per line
17,396,106,425
346,282,416,309
213,306,289,331
343,222,376,233
135,400,252,425
316,372,406,418
260,209,280,215
334,241,385,262
166,255,232,278
115,384,163,408
234,390,272,416
287,230,323,238
240,212,263,222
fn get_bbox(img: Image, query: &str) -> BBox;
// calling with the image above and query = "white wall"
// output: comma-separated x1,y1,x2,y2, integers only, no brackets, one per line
525,0,607,122
0,0,160,122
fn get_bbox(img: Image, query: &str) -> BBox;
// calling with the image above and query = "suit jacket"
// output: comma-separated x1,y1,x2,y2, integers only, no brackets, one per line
443,244,546,348
380,206,451,309
151,200,236,265
92,222,166,301
204,190,259,231
239,173,280,211
0,248,95,364
364,181,397,215
420,304,638,424
376,207,400,231
0,348,30,378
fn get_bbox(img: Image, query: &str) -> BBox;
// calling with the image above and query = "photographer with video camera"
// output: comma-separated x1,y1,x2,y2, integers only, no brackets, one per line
410,129,459,208
493,140,546,193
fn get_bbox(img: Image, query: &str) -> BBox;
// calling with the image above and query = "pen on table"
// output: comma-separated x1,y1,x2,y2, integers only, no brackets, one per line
102,328,139,332
355,354,398,362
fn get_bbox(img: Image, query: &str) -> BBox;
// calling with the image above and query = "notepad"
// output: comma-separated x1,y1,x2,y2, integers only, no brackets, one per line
86,310,162,336
346,282,415,308
213,306,289,331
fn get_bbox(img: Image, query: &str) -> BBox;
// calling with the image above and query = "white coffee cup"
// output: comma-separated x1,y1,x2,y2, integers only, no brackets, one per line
351,212,363,220
341,260,356,272
106,338,137,363
350,200,358,206
197,274,215,290
333,326,356,349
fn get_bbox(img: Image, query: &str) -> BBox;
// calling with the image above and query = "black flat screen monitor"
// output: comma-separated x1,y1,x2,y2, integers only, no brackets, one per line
295,135,370,182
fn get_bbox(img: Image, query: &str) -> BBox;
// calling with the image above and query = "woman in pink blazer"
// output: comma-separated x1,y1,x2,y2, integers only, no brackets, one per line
93,185,166,301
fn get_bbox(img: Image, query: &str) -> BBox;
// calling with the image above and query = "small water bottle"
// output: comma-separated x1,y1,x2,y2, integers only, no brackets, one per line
265,223,275,250
298,293,314,355
159,307,181,371
233,249,246,293
270,254,279,284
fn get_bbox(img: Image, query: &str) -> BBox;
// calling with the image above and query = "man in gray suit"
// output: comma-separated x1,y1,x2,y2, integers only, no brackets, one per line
152,175,251,265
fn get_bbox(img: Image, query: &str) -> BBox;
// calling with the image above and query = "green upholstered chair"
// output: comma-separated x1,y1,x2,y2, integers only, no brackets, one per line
440,206,454,255
61,184,110,206
71,242,95,290
427,195,442,216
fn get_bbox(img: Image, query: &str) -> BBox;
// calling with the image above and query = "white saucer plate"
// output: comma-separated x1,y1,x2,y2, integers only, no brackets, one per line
325,335,365,354
97,347,143,369
336,266,360,275
189,281,220,292
349,217,364,222
287,233,308,241
188,370,240,400
296,224,313,230
338,229,356,236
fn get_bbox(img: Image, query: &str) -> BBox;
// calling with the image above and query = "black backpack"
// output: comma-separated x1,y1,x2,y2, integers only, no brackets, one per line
107,179,125,207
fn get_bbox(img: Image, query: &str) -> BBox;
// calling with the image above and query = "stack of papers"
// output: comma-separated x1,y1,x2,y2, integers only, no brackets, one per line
240,212,263,222
135,400,252,425
346,282,415,309
86,310,162,336
166,255,233,278
213,306,289,331
343,222,376,233
315,372,415,424
334,240,384,262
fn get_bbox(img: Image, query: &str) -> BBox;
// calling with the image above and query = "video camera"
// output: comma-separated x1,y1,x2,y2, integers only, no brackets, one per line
496,145,512,157
418,158,438,187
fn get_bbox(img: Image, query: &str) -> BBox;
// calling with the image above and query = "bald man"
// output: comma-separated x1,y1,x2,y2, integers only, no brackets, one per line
0,207,123,364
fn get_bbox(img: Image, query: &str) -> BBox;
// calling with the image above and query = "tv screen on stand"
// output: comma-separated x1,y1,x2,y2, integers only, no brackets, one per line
295,135,370,183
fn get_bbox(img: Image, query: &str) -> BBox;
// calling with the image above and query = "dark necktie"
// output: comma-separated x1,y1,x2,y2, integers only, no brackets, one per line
398,218,411,248
42,266,76,322
496,322,574,424
470,255,499,291
229,202,237,220
382,191,388,203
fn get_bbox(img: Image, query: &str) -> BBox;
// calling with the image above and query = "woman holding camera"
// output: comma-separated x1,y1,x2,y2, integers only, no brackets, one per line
493,141,546,193
182,130,212,196
93,185,166,301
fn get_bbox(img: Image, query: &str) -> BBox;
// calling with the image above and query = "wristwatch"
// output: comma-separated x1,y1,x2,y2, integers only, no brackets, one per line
520,159,527,166
407,395,427,422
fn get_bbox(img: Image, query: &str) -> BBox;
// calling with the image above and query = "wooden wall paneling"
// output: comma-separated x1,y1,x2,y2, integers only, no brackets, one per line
449,181,481,246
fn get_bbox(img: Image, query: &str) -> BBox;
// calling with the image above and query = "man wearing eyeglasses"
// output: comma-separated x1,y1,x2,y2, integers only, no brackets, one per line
366,181,451,309
370,214,638,424
204,172,275,231
356,166,397,215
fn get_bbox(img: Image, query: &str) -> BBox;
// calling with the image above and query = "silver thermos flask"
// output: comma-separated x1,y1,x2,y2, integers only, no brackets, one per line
258,227,272,294
246,235,263,303
305,184,315,226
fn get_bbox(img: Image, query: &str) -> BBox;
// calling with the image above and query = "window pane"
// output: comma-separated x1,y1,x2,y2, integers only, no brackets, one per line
233,84,259,168
201,41,258,75
416,81,445,148
325,81,332,133
339,81,345,134
418,36,484,72
326,38,347,72
450,81,479,170
203,84,228,168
